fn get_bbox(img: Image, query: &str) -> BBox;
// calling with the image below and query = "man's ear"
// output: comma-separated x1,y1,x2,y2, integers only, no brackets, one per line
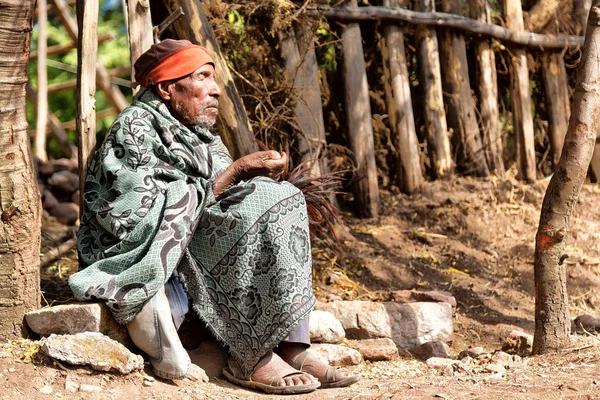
156,81,171,101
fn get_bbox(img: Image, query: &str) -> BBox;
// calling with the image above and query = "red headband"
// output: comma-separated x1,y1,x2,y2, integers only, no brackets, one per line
139,45,214,87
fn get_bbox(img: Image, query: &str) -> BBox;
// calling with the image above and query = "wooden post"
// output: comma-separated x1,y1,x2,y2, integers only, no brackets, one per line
413,0,452,179
279,21,329,177
381,0,423,193
126,0,153,95
76,0,98,213
541,52,570,168
35,0,48,162
341,0,379,217
469,0,504,176
505,0,537,182
576,0,592,35
159,0,258,159
51,0,129,112
438,0,489,177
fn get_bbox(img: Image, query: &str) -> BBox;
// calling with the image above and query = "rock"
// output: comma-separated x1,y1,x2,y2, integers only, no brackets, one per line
315,301,391,339
501,330,533,356
458,346,486,359
408,340,451,360
309,344,362,366
26,303,129,345
390,290,457,310
49,202,79,225
78,384,102,393
48,170,79,194
38,159,78,178
384,302,453,349
573,314,600,333
309,310,345,344
485,363,505,374
426,357,457,376
39,385,53,395
64,380,79,393
41,332,143,374
347,338,398,361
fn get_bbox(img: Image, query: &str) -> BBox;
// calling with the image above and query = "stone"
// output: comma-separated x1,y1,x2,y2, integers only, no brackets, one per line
309,310,345,344
41,332,143,374
485,363,505,374
384,302,453,349
408,340,451,360
48,170,79,194
390,290,457,310
573,314,600,333
458,346,486,359
347,338,398,361
64,380,79,393
309,344,362,366
501,330,533,356
315,301,391,339
39,385,53,395
79,384,102,393
426,357,457,376
26,303,129,345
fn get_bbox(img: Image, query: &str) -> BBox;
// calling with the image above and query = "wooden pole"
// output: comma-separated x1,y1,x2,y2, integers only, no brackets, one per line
76,0,98,213
413,0,452,179
29,33,114,59
541,52,570,168
307,5,584,49
341,0,380,217
126,0,153,95
525,0,561,32
159,0,258,159
35,0,48,162
438,0,489,177
576,0,592,35
533,0,600,354
51,0,129,112
381,0,423,193
279,20,329,177
505,0,537,182
469,0,504,176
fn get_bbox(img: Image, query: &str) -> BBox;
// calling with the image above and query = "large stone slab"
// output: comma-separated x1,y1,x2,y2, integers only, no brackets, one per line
309,344,362,366
390,290,457,310
408,340,451,360
41,332,143,374
315,301,391,339
384,302,453,349
347,338,398,361
309,310,345,344
25,303,128,345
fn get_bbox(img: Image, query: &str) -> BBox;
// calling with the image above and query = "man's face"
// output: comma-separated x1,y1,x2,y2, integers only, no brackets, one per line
166,63,222,128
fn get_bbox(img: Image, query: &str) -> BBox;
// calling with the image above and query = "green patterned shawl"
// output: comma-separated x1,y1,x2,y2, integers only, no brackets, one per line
69,89,315,372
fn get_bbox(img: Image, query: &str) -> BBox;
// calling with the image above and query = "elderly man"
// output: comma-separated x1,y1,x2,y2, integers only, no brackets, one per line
69,39,358,395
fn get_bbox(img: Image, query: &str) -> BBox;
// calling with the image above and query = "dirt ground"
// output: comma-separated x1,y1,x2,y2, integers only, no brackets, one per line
3,175,600,399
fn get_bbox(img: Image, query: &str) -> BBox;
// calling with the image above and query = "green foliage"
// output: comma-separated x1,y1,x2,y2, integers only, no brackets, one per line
223,10,251,68
28,0,131,159
316,21,337,72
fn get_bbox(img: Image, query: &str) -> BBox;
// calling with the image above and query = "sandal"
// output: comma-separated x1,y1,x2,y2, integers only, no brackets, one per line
222,351,321,395
291,350,360,389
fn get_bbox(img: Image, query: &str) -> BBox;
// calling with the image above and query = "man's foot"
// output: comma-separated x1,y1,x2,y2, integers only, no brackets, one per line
278,343,360,388
223,351,320,394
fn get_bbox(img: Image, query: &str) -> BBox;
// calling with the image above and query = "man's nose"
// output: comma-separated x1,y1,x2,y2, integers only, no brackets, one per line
210,80,222,97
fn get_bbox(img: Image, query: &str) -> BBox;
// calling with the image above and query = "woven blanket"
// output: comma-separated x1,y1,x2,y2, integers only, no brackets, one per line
69,89,315,372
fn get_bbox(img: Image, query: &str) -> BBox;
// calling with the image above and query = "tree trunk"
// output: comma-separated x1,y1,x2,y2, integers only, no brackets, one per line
159,0,258,160
413,0,453,179
469,0,504,176
308,5,584,49
76,0,98,212
505,0,537,183
35,0,48,162
525,0,560,32
438,0,489,177
341,0,380,217
279,20,329,177
541,52,570,168
0,0,41,340
381,0,423,193
533,0,600,355
126,0,153,96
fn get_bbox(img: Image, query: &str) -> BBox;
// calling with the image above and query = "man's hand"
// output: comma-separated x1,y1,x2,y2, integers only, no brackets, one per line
233,150,288,181
212,150,288,197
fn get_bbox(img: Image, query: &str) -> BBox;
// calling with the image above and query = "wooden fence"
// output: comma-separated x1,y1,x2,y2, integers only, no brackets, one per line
30,0,592,219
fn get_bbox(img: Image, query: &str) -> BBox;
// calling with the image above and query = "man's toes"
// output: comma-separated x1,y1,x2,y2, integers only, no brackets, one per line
335,368,349,381
278,378,288,387
299,373,317,385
